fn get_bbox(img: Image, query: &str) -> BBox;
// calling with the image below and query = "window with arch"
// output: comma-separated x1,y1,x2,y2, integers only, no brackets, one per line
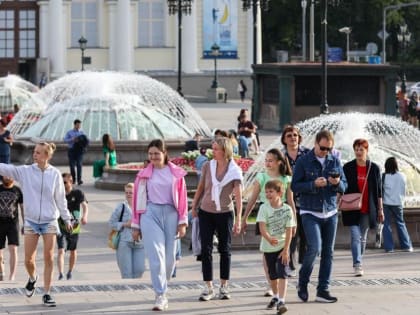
138,0,165,47
71,0,97,47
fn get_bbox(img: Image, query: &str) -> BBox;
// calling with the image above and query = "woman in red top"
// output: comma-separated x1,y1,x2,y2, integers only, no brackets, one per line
342,139,384,277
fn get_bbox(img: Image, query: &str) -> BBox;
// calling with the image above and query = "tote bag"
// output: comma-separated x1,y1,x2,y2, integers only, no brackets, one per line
108,204,125,250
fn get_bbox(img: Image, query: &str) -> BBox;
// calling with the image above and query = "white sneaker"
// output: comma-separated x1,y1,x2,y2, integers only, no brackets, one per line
354,265,364,277
219,285,231,300
285,266,297,277
152,294,168,311
264,286,273,297
199,286,216,301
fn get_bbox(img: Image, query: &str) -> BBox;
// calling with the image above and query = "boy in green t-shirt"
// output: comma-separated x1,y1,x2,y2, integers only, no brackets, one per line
256,179,296,314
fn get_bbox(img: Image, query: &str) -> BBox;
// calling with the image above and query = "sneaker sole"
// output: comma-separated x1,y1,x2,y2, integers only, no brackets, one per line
315,296,337,303
152,305,168,311
277,305,288,314
199,295,215,301
43,303,56,307
219,294,231,300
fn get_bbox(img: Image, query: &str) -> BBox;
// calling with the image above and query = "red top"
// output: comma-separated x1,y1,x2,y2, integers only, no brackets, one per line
356,165,369,214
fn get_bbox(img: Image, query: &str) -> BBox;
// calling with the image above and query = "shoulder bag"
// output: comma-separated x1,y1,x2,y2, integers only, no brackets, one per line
108,204,125,250
339,163,371,211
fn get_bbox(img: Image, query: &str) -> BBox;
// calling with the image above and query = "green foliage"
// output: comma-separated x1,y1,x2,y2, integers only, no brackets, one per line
261,0,420,63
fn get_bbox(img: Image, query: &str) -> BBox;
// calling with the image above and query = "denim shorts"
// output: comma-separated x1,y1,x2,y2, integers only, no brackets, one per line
24,220,59,235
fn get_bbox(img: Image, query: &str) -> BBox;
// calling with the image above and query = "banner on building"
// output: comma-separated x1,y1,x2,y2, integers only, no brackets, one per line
203,0,238,59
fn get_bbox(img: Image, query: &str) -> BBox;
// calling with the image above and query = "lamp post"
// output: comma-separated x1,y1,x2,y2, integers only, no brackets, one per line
301,0,307,61
397,24,411,94
320,0,340,115
241,0,270,121
167,0,193,97
78,36,87,71
211,43,220,88
338,27,351,62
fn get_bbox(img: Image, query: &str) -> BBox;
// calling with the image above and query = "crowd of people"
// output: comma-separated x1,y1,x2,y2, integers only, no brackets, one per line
0,111,415,313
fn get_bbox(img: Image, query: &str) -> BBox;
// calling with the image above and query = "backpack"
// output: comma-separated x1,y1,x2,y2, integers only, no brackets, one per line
73,134,89,154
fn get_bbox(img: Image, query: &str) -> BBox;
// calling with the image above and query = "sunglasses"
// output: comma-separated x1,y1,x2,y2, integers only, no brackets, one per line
319,146,333,152
286,133,298,138
63,181,71,184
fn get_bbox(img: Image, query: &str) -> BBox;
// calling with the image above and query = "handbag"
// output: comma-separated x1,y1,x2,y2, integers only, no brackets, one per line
108,204,125,250
339,163,371,211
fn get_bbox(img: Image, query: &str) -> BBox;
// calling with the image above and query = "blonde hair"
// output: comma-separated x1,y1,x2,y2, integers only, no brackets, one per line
213,137,233,160
37,142,56,158
125,183,134,190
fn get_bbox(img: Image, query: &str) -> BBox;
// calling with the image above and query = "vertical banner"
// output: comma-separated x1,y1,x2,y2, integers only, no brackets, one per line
203,0,238,59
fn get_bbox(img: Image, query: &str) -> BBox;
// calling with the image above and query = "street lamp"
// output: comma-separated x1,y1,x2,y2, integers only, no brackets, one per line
320,0,341,115
397,24,411,94
78,36,87,71
167,0,193,97
210,43,220,88
338,27,351,62
242,0,270,121
301,0,307,61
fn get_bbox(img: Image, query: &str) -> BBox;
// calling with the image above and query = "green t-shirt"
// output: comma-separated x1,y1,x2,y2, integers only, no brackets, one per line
256,172,291,203
103,147,117,166
256,202,295,253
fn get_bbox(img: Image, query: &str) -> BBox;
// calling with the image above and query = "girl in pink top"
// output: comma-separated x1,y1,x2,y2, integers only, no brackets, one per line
131,139,188,311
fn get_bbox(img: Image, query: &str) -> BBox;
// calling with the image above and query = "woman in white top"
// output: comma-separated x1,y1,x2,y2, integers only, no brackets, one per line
382,157,413,252
0,142,72,307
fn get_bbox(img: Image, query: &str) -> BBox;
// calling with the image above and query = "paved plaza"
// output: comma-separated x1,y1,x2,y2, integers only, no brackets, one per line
0,100,419,314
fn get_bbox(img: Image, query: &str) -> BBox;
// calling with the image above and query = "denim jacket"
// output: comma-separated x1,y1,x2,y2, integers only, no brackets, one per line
291,149,347,212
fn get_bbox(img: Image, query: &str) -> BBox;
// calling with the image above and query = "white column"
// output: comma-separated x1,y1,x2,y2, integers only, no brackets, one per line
182,1,198,73
116,0,133,72
256,4,262,64
246,11,253,72
107,0,117,70
38,1,49,58
49,0,65,77
97,0,104,47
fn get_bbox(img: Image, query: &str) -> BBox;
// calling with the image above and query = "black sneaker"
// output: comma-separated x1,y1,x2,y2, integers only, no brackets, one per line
58,273,64,280
266,297,279,310
42,294,56,307
25,275,38,297
277,301,288,314
66,271,72,280
315,290,338,303
297,285,308,302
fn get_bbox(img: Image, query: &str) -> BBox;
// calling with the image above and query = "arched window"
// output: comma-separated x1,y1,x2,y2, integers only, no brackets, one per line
71,0,97,47
138,0,165,47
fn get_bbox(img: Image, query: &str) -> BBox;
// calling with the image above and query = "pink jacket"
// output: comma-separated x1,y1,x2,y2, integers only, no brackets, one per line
131,162,188,229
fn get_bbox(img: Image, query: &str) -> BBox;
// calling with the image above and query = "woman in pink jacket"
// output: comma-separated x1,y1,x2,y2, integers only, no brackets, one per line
131,139,188,311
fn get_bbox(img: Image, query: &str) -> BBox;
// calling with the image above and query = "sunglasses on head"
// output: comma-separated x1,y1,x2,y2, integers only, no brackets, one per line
319,145,333,152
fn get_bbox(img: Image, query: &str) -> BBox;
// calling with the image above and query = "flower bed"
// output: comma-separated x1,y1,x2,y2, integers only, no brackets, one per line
117,150,255,173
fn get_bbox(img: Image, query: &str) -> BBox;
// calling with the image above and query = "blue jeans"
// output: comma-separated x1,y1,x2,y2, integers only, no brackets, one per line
350,214,369,266
68,149,84,184
383,205,412,251
238,135,251,158
116,240,145,279
299,213,337,292
141,203,178,295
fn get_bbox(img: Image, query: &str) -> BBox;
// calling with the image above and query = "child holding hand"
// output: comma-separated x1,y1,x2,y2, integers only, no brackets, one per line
256,179,296,314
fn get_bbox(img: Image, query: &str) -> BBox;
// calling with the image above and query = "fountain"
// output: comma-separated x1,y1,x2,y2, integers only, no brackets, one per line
243,112,420,208
0,74,41,113
9,71,212,164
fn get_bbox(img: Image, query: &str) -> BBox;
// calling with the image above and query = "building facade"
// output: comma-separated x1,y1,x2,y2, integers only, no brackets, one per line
0,0,260,87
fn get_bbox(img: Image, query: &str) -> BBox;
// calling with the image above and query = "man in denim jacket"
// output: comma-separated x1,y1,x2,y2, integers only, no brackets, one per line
291,130,347,304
